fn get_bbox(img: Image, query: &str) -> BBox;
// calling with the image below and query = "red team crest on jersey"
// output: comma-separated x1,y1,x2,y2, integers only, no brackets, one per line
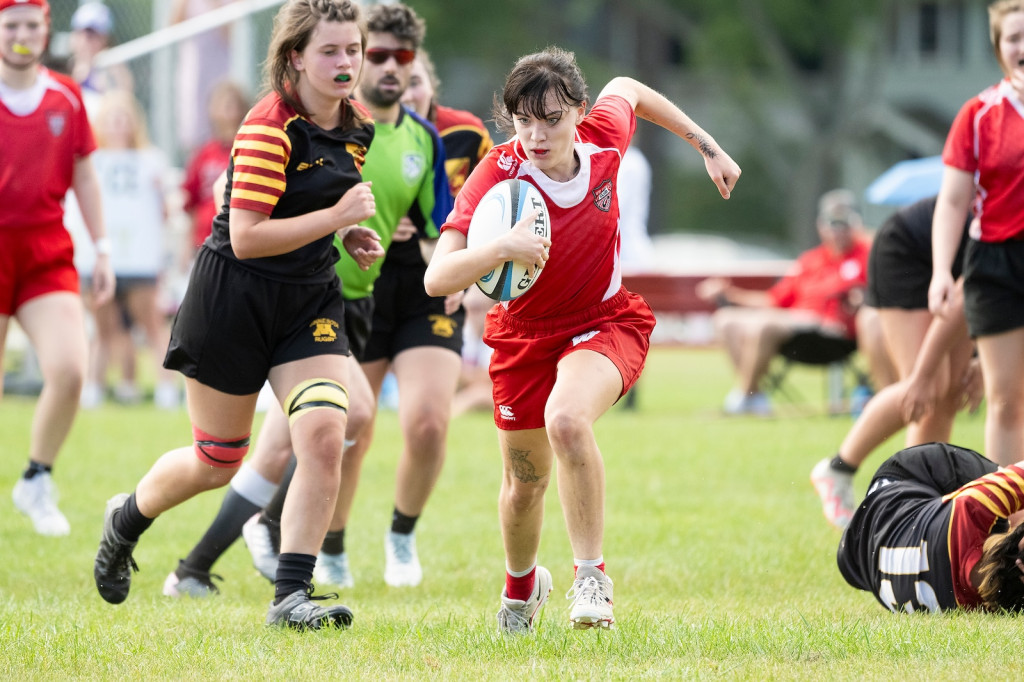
592,179,613,212
47,111,66,138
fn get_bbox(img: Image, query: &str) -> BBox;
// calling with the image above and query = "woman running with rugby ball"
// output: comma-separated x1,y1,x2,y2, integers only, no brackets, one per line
425,47,740,633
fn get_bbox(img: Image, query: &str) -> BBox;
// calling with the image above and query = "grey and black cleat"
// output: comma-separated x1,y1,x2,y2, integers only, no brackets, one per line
163,559,223,598
266,585,354,631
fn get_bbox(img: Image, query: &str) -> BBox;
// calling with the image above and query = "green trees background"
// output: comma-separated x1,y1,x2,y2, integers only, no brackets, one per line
55,0,999,252
415,0,981,250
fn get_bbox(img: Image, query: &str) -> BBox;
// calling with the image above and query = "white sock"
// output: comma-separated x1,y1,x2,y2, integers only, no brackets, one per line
574,556,604,569
506,562,536,578
228,462,278,507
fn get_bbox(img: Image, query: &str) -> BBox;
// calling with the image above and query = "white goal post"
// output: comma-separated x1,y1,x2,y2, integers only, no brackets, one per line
91,0,286,162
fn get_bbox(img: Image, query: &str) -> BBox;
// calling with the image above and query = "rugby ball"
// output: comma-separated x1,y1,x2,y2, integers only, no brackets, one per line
466,179,550,301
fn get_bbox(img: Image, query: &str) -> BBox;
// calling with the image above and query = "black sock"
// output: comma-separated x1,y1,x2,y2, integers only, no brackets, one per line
322,528,345,555
113,492,154,543
830,454,858,474
262,457,295,526
390,508,419,535
23,460,52,479
181,488,261,574
274,552,316,603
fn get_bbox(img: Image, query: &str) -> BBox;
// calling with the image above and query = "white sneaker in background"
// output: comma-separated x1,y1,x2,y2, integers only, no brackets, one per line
722,388,746,414
745,391,773,416
80,382,103,409
810,457,855,529
723,389,773,416
384,530,422,587
113,382,142,405
314,551,354,589
12,472,70,536
241,514,279,582
153,382,181,410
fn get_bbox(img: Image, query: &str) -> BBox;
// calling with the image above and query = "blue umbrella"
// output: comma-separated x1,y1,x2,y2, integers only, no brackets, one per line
864,156,945,206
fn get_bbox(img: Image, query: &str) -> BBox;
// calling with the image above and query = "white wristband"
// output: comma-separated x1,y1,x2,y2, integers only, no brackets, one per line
94,237,112,256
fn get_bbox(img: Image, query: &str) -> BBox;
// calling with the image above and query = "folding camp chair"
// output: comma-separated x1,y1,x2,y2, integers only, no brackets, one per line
761,329,872,414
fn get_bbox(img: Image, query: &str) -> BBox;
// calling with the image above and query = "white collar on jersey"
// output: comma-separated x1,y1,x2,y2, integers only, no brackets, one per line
511,132,620,209
0,68,52,117
997,78,1024,118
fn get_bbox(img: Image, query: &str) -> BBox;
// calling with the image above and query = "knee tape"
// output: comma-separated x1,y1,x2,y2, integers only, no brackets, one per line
284,378,349,427
192,425,251,469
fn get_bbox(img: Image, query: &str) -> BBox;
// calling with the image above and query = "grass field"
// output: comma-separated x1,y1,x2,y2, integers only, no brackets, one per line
2,346,1020,680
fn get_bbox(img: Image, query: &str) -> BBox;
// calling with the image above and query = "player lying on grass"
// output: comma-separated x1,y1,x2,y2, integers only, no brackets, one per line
838,441,1024,613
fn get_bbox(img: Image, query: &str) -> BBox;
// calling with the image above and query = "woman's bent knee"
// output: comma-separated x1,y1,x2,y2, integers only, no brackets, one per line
544,410,591,453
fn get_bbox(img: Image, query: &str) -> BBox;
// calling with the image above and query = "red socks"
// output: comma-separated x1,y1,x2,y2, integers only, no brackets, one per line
505,566,536,601
507,562,607,600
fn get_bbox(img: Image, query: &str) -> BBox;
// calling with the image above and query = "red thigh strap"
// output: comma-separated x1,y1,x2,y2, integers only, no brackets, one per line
192,424,251,469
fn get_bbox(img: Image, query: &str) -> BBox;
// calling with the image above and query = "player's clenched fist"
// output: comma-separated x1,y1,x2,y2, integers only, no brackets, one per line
333,181,376,226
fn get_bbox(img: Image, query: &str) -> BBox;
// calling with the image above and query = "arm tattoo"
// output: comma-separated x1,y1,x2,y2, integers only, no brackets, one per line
508,447,541,483
686,132,718,159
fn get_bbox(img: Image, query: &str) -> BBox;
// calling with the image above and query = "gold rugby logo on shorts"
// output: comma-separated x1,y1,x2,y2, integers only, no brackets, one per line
311,318,339,343
428,315,456,339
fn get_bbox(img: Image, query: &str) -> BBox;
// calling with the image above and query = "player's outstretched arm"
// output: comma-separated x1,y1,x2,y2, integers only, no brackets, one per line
695,276,773,308
598,77,741,199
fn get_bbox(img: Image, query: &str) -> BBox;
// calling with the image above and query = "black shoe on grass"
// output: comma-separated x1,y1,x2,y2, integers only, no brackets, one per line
93,493,139,604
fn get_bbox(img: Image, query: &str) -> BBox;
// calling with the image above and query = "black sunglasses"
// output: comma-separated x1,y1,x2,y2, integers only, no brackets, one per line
365,48,416,65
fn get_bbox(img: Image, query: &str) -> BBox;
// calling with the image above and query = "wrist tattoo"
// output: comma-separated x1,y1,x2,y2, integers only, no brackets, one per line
687,132,718,159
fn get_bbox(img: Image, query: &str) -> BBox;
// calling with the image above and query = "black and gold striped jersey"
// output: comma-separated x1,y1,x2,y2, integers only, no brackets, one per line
206,93,373,284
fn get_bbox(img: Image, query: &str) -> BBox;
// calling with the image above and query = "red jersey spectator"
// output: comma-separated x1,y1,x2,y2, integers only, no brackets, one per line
766,236,870,339
697,189,871,415
0,0,114,536
180,80,249,254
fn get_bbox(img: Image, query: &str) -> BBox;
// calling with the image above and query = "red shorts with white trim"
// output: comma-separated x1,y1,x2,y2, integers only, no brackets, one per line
484,287,656,431
0,224,80,316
